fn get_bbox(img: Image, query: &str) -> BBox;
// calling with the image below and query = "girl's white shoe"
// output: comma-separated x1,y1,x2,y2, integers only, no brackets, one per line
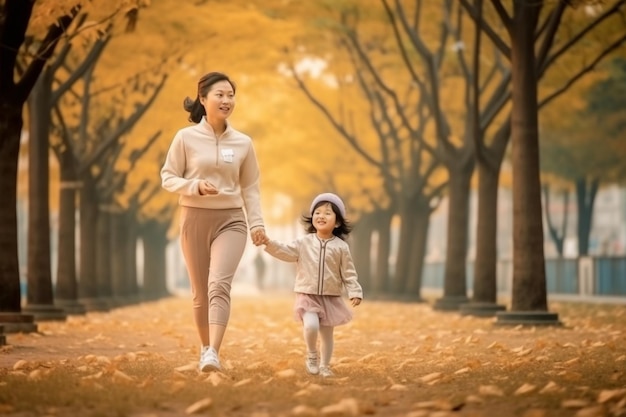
305,352,319,375
319,366,334,378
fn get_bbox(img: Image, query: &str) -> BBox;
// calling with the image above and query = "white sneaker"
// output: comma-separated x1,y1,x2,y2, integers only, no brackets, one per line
305,352,319,375
198,346,221,372
319,366,334,378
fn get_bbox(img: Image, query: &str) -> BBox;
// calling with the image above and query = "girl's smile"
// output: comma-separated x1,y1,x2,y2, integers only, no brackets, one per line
313,203,338,239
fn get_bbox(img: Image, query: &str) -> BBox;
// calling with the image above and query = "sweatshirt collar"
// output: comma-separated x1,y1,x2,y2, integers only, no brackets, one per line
199,116,232,137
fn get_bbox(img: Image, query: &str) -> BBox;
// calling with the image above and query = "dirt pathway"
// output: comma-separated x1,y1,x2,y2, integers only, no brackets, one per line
1,292,625,417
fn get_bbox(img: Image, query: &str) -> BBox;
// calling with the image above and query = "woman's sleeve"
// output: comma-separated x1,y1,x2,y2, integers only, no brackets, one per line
239,140,264,229
161,131,201,196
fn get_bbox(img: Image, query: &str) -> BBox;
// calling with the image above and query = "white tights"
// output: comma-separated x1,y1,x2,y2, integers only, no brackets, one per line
302,311,334,367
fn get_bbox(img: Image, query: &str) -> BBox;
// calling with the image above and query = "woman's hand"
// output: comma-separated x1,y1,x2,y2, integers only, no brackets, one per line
350,298,362,307
199,180,219,195
251,227,268,246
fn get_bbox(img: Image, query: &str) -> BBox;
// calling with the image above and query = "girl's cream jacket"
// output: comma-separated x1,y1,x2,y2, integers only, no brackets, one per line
264,234,363,299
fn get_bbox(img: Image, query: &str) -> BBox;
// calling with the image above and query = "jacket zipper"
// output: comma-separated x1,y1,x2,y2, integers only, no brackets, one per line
317,239,328,294
215,129,227,167
215,136,220,167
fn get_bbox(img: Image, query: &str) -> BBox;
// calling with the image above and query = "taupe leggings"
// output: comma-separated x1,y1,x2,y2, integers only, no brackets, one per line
180,207,247,333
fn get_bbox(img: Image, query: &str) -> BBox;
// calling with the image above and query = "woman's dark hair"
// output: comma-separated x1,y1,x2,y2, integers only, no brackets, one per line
301,201,352,240
183,72,236,123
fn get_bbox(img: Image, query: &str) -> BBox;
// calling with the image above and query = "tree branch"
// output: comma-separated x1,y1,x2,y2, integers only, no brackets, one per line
535,1,567,70
389,0,453,153
17,5,81,102
538,0,626,78
0,0,35,93
80,74,168,173
52,24,113,105
288,63,381,168
539,33,626,108
459,0,511,58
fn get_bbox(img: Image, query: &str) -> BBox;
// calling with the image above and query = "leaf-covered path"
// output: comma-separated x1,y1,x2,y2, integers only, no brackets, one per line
1,292,625,417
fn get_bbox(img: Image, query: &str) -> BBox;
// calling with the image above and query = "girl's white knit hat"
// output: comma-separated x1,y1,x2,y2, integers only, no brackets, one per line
310,193,346,218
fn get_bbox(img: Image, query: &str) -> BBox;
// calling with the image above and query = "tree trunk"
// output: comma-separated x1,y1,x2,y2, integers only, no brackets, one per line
394,203,416,294
141,220,170,300
55,162,77,300
434,159,473,310
23,70,67,321
124,210,139,303
25,72,54,306
54,157,85,314
352,214,372,293
576,177,599,256
110,209,129,305
78,175,99,301
373,209,392,295
472,160,500,303
509,1,547,312
0,103,24,313
542,185,569,257
404,199,431,301
95,207,113,308
461,118,511,317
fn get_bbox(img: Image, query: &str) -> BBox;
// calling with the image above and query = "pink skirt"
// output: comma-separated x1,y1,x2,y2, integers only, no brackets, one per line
293,293,353,327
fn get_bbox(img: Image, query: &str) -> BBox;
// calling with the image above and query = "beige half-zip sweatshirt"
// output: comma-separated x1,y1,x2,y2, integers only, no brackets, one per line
160,117,264,230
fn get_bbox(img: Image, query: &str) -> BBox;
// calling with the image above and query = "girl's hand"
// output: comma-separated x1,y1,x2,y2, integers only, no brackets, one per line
199,180,219,195
350,298,362,307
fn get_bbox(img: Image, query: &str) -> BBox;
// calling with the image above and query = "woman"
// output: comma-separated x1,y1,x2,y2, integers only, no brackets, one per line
161,71,266,372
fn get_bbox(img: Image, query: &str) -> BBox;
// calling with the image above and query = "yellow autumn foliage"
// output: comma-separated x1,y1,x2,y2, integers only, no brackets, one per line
16,0,626,227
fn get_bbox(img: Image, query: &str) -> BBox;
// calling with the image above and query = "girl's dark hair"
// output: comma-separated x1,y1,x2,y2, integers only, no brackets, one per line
302,201,352,240
183,72,236,123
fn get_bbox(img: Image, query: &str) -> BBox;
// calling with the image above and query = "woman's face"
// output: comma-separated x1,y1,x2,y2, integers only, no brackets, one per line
200,80,235,121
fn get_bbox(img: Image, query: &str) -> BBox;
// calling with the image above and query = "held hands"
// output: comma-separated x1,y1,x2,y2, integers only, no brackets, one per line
251,227,269,246
350,298,362,307
199,180,219,195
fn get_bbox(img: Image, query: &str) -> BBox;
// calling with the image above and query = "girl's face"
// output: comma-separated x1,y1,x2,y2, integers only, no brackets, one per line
312,203,338,238
200,80,235,121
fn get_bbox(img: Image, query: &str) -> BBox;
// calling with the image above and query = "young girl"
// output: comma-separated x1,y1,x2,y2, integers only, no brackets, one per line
260,193,363,377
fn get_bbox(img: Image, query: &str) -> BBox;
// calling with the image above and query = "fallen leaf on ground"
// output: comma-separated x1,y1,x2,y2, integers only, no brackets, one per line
479,385,504,396
562,399,590,408
185,398,212,414
320,398,359,417
420,372,442,383
597,388,626,403
575,405,607,417
515,383,537,395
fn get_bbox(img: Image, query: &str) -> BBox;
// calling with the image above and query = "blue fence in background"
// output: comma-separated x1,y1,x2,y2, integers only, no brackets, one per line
423,256,626,298
545,258,579,294
595,257,626,295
